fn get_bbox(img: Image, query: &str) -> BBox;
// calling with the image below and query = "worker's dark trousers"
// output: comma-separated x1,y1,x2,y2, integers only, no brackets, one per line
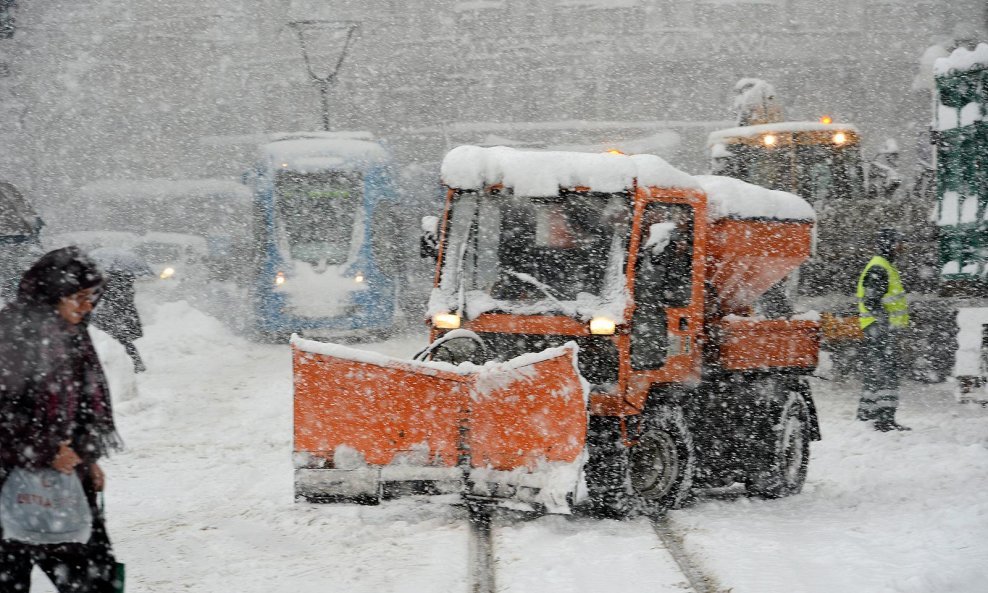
857,322,900,423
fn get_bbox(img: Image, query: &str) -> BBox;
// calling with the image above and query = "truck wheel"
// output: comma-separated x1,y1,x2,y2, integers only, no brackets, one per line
629,405,696,514
747,392,810,498
584,417,636,519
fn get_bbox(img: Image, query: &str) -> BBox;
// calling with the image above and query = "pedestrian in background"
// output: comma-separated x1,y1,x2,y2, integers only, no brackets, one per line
0,246,123,592
91,269,146,373
856,229,911,431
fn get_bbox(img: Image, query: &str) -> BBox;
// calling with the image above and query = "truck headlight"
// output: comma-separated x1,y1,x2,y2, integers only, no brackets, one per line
589,317,616,335
433,313,461,329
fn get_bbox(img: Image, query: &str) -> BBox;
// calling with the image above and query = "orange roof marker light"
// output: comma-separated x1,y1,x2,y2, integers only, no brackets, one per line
819,115,833,124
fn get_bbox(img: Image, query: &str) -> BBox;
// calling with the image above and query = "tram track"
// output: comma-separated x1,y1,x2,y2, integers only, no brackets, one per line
464,503,720,593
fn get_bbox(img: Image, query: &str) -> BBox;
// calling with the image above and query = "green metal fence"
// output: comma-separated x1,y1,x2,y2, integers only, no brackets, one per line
935,60,988,288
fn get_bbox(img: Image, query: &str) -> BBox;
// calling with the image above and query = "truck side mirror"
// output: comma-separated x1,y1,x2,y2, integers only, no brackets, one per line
420,215,439,260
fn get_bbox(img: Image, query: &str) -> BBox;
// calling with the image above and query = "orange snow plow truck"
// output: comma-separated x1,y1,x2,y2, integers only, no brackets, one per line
293,145,821,516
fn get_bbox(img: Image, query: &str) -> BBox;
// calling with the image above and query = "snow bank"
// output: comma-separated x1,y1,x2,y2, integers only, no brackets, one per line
696,175,816,222
102,296,988,593
90,327,139,402
934,42,988,75
953,307,988,377
440,145,699,196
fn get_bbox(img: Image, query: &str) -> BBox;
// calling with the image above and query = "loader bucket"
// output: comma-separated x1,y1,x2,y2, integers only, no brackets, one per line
291,337,587,510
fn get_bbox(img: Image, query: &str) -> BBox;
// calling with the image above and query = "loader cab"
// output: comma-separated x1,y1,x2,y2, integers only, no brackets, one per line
428,180,707,416
710,123,865,206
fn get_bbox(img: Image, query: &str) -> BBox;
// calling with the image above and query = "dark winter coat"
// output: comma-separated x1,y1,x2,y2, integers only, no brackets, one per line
0,247,121,478
90,271,143,342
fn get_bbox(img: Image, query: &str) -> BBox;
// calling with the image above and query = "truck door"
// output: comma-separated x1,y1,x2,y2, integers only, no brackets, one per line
630,201,702,383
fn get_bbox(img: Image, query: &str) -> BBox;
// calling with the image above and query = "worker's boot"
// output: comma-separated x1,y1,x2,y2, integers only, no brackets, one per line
873,409,911,432
855,398,877,421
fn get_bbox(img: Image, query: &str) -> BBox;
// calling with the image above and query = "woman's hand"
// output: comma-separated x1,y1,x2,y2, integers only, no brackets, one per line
52,441,82,474
90,462,105,492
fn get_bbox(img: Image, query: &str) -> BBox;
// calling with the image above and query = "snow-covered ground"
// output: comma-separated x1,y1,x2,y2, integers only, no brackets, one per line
34,294,988,592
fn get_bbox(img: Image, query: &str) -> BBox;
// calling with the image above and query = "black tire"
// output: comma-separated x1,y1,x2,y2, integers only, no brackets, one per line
584,416,635,519
628,404,696,514
746,391,811,499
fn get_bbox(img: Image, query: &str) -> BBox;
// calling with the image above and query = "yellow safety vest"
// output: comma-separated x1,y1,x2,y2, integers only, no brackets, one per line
857,256,909,329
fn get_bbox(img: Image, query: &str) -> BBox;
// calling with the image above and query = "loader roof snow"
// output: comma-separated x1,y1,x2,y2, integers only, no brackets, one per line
695,175,816,222
440,145,699,196
707,121,860,145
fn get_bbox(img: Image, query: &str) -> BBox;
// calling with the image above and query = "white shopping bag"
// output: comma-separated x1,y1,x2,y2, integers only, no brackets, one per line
0,467,93,544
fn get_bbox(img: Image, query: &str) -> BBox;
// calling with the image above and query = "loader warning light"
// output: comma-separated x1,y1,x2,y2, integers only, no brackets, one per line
762,134,777,147
433,313,461,329
819,115,833,124
589,317,616,335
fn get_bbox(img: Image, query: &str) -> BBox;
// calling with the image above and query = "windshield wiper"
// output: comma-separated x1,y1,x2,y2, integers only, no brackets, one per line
501,268,569,309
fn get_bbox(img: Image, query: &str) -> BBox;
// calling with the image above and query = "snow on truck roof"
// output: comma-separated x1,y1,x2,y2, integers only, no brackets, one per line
695,175,815,222
440,145,813,222
261,135,389,173
934,43,988,76
707,121,860,145
440,145,699,197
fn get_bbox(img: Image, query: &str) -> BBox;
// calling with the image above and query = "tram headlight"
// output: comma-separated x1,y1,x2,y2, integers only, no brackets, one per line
433,313,461,329
275,271,286,286
159,267,176,280
589,317,617,335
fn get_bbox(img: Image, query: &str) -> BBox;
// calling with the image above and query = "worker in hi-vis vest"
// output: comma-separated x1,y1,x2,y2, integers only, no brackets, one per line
856,228,911,431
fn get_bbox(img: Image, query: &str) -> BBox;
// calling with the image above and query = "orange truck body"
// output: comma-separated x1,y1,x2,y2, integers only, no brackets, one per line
292,147,820,510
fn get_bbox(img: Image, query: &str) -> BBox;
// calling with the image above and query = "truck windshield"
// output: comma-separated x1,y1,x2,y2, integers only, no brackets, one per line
437,191,631,318
275,171,361,265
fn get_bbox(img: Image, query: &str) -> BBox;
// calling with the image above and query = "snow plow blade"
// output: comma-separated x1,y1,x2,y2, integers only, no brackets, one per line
292,337,587,512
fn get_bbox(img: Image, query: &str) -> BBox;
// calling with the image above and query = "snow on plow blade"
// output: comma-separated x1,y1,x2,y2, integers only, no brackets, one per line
292,336,587,512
